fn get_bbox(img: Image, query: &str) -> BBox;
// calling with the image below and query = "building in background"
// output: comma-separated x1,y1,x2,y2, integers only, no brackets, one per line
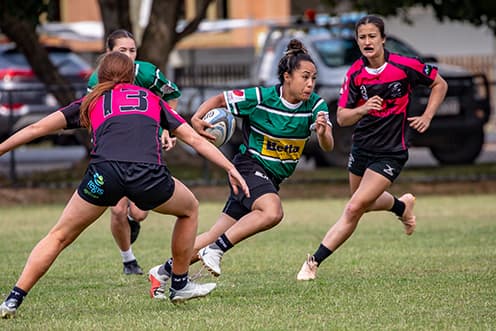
24,0,496,83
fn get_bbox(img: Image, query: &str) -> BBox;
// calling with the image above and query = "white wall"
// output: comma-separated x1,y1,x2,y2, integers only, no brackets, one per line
383,6,495,56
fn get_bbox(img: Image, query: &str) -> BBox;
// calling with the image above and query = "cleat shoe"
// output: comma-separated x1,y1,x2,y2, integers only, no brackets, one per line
198,246,223,277
1,298,19,319
128,215,141,244
399,193,416,235
169,281,216,303
123,259,144,275
148,265,171,299
296,254,318,281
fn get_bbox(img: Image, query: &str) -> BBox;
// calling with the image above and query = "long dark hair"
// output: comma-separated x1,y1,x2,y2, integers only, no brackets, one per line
80,52,135,128
277,39,315,84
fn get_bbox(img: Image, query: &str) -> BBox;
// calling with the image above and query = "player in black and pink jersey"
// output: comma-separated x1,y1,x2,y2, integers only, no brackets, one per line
297,14,448,281
0,52,250,318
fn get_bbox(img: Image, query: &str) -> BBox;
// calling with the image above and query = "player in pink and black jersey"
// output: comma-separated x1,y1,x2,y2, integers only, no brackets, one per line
297,14,448,281
0,52,250,318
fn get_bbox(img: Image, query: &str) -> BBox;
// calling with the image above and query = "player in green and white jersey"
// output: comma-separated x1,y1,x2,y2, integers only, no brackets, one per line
90,29,181,276
147,39,334,295
87,60,180,107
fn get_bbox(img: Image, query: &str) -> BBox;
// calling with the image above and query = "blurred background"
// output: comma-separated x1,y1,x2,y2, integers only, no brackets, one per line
0,0,495,190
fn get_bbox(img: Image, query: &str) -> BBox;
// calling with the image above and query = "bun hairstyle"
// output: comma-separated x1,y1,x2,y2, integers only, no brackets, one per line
277,39,315,84
80,52,135,128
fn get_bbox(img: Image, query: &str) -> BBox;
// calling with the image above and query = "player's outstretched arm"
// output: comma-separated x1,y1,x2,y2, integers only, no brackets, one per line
191,93,226,141
173,123,250,198
0,111,67,157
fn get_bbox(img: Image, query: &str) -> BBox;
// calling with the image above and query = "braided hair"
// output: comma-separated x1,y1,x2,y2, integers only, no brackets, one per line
277,39,315,84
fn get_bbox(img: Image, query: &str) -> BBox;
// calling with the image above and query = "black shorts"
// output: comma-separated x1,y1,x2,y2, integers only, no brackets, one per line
77,161,175,210
347,146,408,182
222,154,280,220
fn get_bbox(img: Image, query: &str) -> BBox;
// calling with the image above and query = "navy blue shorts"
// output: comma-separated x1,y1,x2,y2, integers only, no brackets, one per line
347,146,408,182
222,154,280,221
77,161,175,210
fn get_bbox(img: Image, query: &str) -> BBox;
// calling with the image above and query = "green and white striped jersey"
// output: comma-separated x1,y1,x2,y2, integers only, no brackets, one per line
87,60,181,101
224,85,328,182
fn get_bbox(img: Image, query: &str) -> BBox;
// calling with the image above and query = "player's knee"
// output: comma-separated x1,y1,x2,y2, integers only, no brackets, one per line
262,207,284,228
344,201,366,220
110,205,127,218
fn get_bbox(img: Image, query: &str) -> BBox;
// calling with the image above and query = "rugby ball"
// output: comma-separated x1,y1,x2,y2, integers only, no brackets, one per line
202,108,236,147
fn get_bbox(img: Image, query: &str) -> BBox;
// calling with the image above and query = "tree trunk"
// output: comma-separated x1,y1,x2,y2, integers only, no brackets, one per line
0,7,75,105
97,0,132,42
139,0,216,70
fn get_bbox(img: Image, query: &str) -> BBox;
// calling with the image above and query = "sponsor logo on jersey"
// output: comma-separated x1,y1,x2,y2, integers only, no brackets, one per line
161,84,176,94
388,82,403,98
261,137,305,160
423,64,433,76
226,89,246,104
360,85,368,100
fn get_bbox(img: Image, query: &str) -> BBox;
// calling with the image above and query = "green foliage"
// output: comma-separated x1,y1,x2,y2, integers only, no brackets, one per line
1,195,495,330
327,0,496,35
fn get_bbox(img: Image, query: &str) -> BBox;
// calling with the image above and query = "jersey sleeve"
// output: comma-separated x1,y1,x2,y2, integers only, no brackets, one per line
58,98,83,129
311,97,329,123
87,70,98,93
159,100,186,132
338,66,361,108
223,87,260,116
406,57,438,87
134,61,181,101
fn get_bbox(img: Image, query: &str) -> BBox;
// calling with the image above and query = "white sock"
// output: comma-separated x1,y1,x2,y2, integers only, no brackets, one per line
121,248,136,263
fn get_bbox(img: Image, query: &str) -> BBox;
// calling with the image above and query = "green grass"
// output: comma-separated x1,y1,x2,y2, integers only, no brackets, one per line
1,195,495,330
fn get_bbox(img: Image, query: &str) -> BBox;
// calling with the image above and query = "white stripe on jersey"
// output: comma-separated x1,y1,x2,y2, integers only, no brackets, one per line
256,104,312,118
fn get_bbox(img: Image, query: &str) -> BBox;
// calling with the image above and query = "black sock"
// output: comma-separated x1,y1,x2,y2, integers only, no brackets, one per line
313,244,333,266
390,197,405,217
5,286,27,307
160,258,173,276
170,272,189,290
212,233,233,252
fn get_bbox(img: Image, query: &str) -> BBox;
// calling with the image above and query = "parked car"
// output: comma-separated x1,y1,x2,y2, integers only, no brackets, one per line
0,43,92,143
251,21,492,166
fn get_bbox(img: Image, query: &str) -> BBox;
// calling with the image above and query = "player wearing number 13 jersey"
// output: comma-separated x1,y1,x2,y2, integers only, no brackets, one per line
63,83,184,165
0,52,251,317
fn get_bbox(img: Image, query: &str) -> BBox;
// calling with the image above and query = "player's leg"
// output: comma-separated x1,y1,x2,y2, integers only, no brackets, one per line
1,192,106,318
128,201,147,243
152,178,216,302
198,192,283,277
148,212,235,299
297,169,391,281
110,197,143,275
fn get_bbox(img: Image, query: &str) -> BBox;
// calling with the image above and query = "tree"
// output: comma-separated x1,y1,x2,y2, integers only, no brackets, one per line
328,0,496,35
0,0,216,108
97,0,216,70
0,1,76,105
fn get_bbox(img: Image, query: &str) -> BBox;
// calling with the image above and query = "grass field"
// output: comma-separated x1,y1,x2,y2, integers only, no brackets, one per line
0,194,495,330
